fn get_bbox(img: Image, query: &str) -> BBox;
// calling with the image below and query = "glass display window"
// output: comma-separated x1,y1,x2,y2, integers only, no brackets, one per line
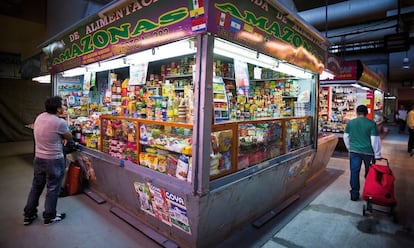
139,123,193,181
319,84,377,133
212,38,316,122
238,120,283,169
57,36,318,181
101,118,139,163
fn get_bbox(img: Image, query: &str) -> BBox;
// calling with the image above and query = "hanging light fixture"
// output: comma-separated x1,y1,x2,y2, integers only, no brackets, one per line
403,52,410,70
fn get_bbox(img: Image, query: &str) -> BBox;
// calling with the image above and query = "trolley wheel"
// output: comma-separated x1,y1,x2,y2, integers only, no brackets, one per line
388,206,394,217
389,205,398,223
393,213,398,223
366,199,373,212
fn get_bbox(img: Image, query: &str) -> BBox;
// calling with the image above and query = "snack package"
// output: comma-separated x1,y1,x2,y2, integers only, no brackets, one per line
211,133,219,154
210,153,221,175
218,130,233,152
220,151,232,171
147,154,158,171
167,154,178,177
157,155,167,173
139,152,148,167
176,155,189,180
140,124,148,143
187,157,192,183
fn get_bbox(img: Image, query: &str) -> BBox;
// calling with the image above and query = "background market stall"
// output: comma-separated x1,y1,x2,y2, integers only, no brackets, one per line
319,60,385,151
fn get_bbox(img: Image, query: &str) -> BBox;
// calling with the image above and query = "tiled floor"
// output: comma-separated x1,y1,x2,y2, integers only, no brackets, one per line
0,124,413,248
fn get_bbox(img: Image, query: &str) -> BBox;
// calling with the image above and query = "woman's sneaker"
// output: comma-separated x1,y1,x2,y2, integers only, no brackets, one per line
44,213,66,225
23,214,38,225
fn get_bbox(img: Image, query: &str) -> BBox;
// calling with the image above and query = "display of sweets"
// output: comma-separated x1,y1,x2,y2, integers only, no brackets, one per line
160,56,195,77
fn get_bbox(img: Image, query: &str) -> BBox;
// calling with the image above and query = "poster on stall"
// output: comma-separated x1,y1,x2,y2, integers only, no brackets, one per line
132,181,191,234
133,182,154,216
166,191,191,234
83,72,91,94
129,63,148,86
233,59,250,96
148,183,171,225
285,160,303,183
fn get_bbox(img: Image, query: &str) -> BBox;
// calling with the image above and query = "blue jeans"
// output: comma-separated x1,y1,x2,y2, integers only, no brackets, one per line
24,157,65,219
349,152,373,198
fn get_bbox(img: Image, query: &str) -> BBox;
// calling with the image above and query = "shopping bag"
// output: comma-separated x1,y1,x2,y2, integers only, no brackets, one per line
65,162,82,195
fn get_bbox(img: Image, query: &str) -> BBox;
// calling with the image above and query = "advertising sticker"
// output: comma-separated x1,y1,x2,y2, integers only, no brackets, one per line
133,181,191,234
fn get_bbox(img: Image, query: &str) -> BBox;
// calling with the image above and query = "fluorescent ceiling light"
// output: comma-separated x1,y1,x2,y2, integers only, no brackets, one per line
59,38,197,77
351,83,370,91
403,54,410,69
214,38,313,79
320,70,335,80
87,58,129,72
126,38,196,64
62,67,87,77
61,58,128,77
32,74,51,83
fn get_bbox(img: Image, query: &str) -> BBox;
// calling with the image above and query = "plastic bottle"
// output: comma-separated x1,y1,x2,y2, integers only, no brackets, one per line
167,97,174,122
173,95,180,121
74,124,82,142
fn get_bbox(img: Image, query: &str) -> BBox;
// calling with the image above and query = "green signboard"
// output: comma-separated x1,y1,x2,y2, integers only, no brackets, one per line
44,0,328,74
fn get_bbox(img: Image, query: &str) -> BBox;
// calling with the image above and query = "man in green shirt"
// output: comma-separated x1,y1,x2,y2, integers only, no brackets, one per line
343,105,381,201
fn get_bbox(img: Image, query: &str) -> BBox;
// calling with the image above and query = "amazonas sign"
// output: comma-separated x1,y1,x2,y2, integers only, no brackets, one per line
48,0,327,73
211,1,327,73
49,1,194,72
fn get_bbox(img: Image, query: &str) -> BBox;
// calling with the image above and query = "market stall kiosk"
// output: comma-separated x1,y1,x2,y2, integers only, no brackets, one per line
309,54,341,181
43,1,329,247
320,60,384,151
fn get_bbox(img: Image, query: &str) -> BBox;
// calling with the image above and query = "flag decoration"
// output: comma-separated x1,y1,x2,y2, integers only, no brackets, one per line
217,12,230,28
189,0,205,17
239,22,265,42
230,18,242,32
191,16,207,32
216,11,265,38
243,22,265,36
189,0,206,32
243,23,254,33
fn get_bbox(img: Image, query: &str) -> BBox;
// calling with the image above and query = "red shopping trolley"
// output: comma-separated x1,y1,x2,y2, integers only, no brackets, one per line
362,158,397,222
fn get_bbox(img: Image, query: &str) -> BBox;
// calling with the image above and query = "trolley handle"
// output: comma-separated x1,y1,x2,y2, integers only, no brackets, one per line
373,157,389,167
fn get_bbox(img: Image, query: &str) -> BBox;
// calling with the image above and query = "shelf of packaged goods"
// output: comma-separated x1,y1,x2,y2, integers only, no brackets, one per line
210,122,238,180
100,115,312,181
163,74,192,79
100,116,193,129
217,116,311,125
213,99,228,103
211,116,311,174
250,77,294,82
140,142,192,157
58,89,82,92
100,115,194,180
